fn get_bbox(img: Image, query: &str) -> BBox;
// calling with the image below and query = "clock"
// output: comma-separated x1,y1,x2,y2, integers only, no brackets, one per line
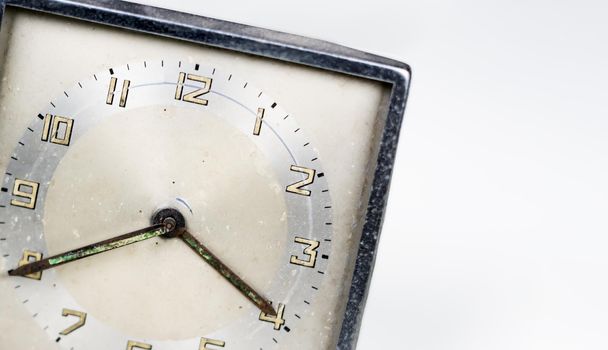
0,1,410,349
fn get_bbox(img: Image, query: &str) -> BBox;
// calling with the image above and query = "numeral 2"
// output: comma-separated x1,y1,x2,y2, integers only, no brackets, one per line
286,165,316,196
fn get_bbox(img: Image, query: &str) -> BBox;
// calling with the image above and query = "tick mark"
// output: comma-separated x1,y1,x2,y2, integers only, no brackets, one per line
143,61,147,68
322,189,329,193
93,74,98,80
325,222,332,226
294,128,300,133
212,68,216,75
109,68,114,75
78,82,82,88
50,102,56,108
55,337,61,343
243,82,248,88
317,271,325,275
284,326,291,332
178,61,182,68
311,157,318,162
18,142,24,146
64,91,69,97
28,127,34,132
272,338,277,344
2,254,8,257
10,156,17,161
228,74,232,80
1,188,8,192
324,206,331,209
312,286,318,290
303,142,310,147
322,254,329,259
0,238,6,240
127,64,130,70
324,238,332,242
294,314,301,319
161,60,164,67
271,102,277,108
22,299,28,304
283,115,289,120
304,300,310,305
195,63,200,71
37,114,44,120
32,313,38,318
317,172,325,178
14,285,20,289
258,91,263,98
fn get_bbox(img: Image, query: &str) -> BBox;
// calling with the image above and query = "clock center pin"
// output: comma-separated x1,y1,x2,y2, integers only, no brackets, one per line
152,208,186,238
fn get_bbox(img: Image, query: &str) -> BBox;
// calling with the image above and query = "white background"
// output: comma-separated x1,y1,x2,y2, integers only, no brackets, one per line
133,1,608,348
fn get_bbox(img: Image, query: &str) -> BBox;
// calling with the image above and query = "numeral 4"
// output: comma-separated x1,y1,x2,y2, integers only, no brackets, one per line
259,303,286,330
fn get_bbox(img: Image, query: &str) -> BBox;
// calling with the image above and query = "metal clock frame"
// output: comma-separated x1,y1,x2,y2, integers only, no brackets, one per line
0,0,411,348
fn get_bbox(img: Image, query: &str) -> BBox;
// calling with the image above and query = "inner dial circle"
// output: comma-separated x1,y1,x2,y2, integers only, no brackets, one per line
2,60,333,350
45,106,286,339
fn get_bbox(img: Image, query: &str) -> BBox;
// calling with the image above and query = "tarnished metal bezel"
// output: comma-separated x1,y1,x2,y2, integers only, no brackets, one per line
0,1,411,348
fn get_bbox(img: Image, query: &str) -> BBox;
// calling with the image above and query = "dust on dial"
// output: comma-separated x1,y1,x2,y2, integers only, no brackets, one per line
0,59,333,349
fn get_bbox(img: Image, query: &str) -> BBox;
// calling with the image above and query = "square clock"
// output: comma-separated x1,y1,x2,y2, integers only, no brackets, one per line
0,1,410,349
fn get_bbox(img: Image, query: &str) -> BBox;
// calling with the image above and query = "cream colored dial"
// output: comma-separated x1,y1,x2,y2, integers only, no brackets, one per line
0,59,333,349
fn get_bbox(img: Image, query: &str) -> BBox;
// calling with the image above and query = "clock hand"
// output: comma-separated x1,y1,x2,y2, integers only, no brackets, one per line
179,229,277,316
8,219,177,277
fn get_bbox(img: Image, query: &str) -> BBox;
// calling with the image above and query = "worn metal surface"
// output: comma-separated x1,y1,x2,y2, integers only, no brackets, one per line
0,1,411,348
8,223,167,276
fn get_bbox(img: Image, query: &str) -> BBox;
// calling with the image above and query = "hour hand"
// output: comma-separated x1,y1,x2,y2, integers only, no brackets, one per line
179,230,277,316
8,220,176,277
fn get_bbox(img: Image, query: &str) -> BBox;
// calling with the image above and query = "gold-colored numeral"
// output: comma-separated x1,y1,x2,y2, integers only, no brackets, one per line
199,337,225,349
10,179,39,209
106,77,130,108
253,107,265,135
18,250,43,280
290,237,320,268
126,340,152,350
42,114,73,146
175,72,212,105
259,303,286,330
59,308,87,335
286,165,316,196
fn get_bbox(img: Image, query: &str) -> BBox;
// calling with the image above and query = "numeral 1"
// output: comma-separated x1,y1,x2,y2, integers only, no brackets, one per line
42,114,74,146
253,107,265,135
290,237,320,268
199,337,225,349
286,165,316,196
175,72,212,105
10,179,39,209
106,77,130,107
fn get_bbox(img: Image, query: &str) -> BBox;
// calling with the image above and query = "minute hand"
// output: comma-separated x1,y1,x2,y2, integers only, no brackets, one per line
180,230,277,316
8,224,168,277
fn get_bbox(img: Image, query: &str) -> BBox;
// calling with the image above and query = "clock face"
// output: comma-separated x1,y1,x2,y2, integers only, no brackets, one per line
2,59,333,349
0,6,398,350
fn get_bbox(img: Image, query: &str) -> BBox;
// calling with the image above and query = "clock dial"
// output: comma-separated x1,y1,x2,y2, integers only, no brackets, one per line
0,60,334,349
